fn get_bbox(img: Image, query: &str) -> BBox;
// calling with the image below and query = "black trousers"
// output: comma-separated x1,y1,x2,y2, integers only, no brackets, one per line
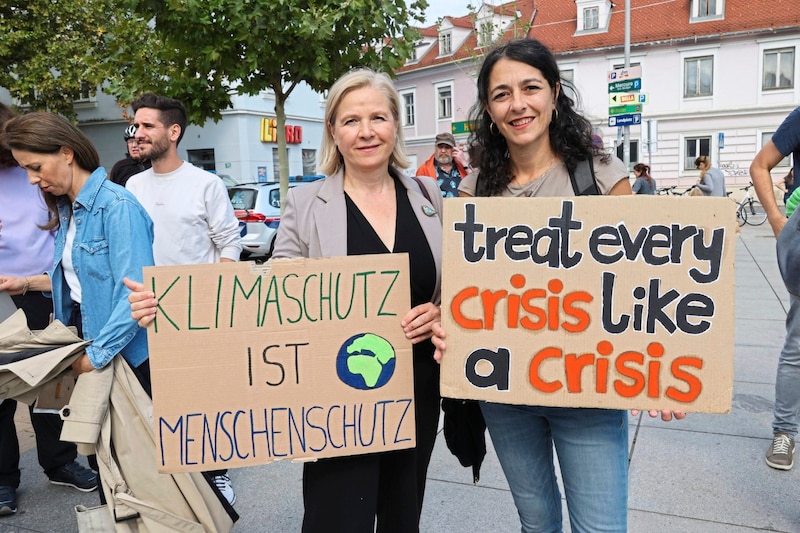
0,292,78,488
301,343,441,533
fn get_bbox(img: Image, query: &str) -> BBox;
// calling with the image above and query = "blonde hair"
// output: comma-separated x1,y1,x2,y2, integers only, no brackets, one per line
318,69,410,176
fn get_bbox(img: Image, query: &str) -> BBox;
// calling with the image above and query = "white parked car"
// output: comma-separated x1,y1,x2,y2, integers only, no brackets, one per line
228,176,323,259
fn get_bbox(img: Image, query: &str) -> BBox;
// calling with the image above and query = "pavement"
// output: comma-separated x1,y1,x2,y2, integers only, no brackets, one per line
2,221,799,533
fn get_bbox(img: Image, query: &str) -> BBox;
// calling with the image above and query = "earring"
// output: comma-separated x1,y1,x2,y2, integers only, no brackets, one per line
552,108,559,122
489,122,501,136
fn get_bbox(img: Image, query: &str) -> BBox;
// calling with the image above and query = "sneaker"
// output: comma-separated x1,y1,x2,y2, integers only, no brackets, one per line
0,485,16,516
766,432,795,470
213,474,236,505
48,461,98,492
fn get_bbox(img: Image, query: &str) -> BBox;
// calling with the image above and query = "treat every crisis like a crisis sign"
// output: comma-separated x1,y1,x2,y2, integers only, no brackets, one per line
144,254,415,473
440,196,736,413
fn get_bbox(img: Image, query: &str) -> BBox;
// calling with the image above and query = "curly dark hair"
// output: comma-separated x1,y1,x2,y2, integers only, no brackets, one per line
468,38,595,197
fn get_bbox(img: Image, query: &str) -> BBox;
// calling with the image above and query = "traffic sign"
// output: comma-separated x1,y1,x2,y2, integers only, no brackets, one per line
607,65,642,83
608,79,641,93
608,113,642,127
609,93,648,105
609,104,643,116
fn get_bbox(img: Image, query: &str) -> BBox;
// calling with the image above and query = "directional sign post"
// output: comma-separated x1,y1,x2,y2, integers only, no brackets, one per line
609,93,648,105
608,79,642,93
608,114,642,127
609,104,643,116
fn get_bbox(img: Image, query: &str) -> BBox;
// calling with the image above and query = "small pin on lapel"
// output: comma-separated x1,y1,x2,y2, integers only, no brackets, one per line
422,205,437,217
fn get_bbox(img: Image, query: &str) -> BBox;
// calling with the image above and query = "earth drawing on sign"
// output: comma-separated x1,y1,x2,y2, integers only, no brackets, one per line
336,333,396,390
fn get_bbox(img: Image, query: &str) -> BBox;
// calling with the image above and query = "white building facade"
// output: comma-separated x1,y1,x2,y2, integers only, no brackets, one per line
396,0,800,190
1,84,326,185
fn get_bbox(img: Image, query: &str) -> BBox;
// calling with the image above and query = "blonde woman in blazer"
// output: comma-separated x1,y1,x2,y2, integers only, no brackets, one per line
128,69,445,533
272,69,444,533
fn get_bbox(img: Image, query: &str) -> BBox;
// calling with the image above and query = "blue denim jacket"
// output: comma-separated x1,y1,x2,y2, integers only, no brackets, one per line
50,167,154,369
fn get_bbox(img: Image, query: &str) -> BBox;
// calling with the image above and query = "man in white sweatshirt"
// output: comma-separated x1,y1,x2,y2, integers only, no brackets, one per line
126,93,241,504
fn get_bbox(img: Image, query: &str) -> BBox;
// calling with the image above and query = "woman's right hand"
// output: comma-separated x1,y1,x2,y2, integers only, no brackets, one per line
431,322,446,364
123,277,158,327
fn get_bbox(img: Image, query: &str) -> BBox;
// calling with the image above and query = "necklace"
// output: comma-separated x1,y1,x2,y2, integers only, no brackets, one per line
510,157,560,185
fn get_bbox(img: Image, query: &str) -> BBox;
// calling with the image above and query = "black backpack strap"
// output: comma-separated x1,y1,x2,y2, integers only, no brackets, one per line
569,158,600,196
411,175,434,203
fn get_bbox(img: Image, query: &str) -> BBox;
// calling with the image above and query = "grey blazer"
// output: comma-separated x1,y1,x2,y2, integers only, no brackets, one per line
273,167,444,304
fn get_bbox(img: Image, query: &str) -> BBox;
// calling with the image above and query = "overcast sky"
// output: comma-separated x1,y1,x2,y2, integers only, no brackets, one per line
421,0,475,25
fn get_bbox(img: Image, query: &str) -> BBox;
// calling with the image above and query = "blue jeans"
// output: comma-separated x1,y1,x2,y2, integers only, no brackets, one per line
773,294,800,436
480,403,628,533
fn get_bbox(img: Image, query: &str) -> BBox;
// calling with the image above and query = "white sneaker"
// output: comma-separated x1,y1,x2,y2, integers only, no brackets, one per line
213,474,236,505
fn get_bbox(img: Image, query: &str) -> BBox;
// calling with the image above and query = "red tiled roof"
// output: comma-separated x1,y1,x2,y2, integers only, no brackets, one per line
398,0,800,73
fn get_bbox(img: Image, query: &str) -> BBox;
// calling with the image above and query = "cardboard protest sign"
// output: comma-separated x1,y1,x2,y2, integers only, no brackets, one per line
440,196,736,413
144,254,415,473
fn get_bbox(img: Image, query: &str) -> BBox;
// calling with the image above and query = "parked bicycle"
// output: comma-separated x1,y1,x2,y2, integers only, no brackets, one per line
727,183,767,226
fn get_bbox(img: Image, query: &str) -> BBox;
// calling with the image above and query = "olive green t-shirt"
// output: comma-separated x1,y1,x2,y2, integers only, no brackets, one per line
458,154,628,198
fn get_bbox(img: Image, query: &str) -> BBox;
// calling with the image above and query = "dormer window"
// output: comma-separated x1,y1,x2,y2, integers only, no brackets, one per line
583,7,599,30
575,0,612,34
440,32,452,55
479,22,493,47
691,0,724,22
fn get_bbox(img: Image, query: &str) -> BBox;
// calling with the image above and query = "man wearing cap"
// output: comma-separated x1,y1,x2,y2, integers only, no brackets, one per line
416,132,469,198
108,125,151,187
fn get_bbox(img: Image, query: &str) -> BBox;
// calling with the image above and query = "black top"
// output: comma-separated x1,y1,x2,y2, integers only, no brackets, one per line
107,157,151,187
345,177,436,309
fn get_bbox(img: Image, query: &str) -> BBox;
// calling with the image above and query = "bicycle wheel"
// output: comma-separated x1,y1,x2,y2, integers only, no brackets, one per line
737,204,747,226
745,200,767,226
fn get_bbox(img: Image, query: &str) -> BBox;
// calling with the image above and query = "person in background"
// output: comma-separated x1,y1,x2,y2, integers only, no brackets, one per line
415,132,469,197
695,155,726,197
126,92,241,504
0,110,155,505
0,103,97,517
632,162,656,194
750,105,800,470
107,125,151,187
127,69,444,533
775,168,795,208
431,38,684,533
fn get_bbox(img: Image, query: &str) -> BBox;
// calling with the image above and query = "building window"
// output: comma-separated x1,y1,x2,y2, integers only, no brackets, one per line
684,56,713,97
685,136,711,170
479,22,493,47
187,149,215,171
762,132,792,168
583,7,599,30
692,0,723,20
272,147,289,180
440,32,452,55
437,86,452,119
402,92,415,126
74,81,95,103
302,149,317,175
560,69,578,105
763,48,795,90
616,140,640,169
698,0,716,16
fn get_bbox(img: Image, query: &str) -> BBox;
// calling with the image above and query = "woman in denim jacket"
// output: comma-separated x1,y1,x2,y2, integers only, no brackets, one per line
0,112,154,389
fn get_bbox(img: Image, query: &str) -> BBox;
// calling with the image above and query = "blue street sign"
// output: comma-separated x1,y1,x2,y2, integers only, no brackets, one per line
608,113,642,127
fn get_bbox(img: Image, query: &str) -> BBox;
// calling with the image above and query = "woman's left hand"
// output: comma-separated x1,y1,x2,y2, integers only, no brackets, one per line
401,303,441,344
71,352,95,377
630,409,686,422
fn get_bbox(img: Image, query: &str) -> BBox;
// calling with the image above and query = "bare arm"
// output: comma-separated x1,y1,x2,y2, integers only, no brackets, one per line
750,140,787,237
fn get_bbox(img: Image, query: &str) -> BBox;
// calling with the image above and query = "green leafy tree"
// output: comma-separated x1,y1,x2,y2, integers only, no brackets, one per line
1,0,426,204
127,0,427,203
